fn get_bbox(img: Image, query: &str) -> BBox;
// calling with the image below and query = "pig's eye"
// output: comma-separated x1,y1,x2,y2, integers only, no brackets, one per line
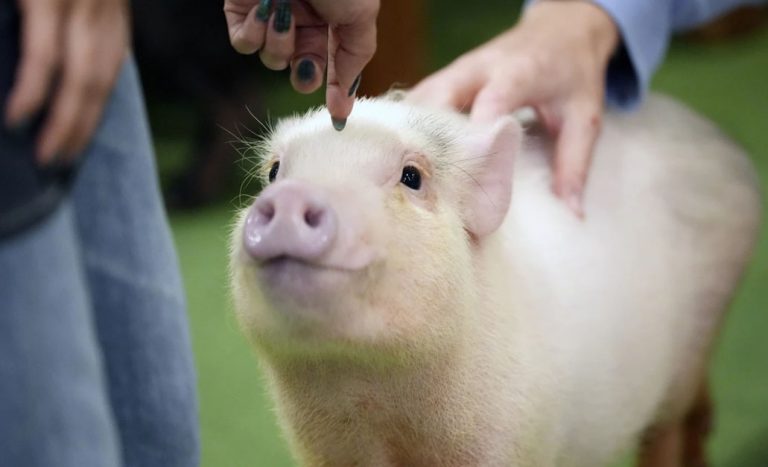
400,166,422,190
268,161,280,183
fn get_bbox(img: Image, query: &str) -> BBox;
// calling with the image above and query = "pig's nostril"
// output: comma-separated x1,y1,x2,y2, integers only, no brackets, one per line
256,203,276,225
304,207,324,228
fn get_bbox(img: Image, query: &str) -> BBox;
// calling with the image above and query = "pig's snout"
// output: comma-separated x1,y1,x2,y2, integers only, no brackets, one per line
243,180,337,263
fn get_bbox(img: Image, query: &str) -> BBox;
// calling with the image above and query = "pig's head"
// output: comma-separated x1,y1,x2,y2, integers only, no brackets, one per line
230,98,521,364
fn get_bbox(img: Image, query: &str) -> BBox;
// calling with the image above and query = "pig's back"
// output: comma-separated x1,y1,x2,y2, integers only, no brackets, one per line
503,93,761,465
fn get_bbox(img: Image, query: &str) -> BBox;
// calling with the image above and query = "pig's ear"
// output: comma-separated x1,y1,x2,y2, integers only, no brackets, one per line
459,116,521,238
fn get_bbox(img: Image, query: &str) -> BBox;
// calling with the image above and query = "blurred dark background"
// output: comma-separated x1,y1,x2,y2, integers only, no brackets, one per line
129,1,768,465
132,0,276,208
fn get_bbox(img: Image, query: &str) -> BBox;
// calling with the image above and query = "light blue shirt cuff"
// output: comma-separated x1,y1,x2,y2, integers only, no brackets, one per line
523,0,767,110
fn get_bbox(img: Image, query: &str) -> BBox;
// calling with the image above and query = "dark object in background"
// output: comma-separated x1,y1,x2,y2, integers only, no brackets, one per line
131,0,274,208
358,0,427,96
685,5,768,42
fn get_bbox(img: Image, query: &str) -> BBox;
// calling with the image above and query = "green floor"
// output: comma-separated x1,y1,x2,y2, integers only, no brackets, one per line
169,16,768,467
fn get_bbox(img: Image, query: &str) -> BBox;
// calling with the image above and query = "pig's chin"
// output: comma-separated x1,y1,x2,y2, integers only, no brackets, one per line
255,256,360,306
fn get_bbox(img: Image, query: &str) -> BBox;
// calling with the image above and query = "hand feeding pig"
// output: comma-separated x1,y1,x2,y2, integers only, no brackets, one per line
230,93,761,467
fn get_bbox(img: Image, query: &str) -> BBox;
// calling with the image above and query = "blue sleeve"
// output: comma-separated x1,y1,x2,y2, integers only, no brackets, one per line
524,0,767,109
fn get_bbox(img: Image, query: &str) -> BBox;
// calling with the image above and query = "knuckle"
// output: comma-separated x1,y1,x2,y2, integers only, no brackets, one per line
72,72,109,98
570,101,603,133
231,28,261,54
583,108,603,131
259,51,288,71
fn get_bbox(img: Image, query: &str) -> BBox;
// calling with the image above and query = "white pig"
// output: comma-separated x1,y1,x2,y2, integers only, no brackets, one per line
229,93,761,467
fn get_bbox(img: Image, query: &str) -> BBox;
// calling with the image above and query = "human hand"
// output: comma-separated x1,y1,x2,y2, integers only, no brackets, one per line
224,0,379,128
4,0,129,165
408,1,618,217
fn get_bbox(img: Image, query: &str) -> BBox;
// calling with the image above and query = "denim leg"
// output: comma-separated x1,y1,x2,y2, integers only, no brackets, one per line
71,59,200,467
0,204,123,467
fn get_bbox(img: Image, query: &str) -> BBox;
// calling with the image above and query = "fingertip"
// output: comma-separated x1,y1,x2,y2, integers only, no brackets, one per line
332,117,347,131
565,185,585,219
326,85,354,123
231,39,260,55
36,138,59,166
4,80,43,131
3,97,22,130
551,175,585,219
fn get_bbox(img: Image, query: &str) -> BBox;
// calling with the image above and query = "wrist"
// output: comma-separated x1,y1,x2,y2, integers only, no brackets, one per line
525,1,619,63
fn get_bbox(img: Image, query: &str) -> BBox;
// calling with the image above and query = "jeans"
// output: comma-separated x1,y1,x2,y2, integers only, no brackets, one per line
0,45,199,467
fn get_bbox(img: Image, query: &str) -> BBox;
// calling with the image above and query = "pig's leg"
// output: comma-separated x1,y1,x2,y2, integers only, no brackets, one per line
637,423,684,467
681,383,712,467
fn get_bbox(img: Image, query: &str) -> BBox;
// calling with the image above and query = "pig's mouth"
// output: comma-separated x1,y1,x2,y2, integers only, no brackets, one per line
255,255,361,302
259,255,363,273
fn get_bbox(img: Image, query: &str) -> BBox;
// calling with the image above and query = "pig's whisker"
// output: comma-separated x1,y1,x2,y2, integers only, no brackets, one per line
218,124,250,152
245,106,274,136
447,153,495,166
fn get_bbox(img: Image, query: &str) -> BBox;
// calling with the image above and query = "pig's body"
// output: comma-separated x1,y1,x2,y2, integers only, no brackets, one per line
231,94,761,466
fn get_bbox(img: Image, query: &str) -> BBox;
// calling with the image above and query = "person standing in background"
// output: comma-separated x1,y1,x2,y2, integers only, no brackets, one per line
0,0,199,465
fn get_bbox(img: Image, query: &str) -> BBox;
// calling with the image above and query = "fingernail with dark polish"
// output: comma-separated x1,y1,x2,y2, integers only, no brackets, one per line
332,117,347,132
296,59,315,83
255,0,272,22
274,0,291,33
347,74,362,97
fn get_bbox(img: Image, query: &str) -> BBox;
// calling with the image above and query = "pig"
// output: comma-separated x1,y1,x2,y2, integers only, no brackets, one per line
229,93,761,467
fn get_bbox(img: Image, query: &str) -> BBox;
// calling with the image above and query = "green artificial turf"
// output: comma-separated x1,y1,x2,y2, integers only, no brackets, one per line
169,17,768,467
